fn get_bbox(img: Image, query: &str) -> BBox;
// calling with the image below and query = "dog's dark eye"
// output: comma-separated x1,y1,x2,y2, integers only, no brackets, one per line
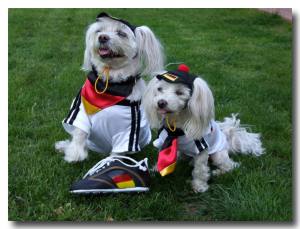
176,90,183,96
157,87,163,92
117,30,127,38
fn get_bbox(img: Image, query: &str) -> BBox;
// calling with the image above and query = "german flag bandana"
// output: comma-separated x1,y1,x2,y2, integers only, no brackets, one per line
157,126,210,176
81,67,138,115
157,127,185,176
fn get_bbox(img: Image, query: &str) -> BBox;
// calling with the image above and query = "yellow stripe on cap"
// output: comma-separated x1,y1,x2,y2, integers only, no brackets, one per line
159,162,176,177
81,96,101,115
115,180,135,189
162,73,178,81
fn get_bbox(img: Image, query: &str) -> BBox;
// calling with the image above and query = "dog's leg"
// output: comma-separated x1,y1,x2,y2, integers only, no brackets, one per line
149,161,158,173
55,127,88,163
192,151,210,193
210,150,240,176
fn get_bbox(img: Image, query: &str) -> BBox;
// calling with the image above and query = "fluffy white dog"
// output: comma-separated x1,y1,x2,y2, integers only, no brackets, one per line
142,65,264,192
55,12,164,162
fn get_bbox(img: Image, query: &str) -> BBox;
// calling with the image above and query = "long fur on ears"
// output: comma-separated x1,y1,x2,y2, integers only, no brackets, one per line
135,26,165,76
82,23,99,71
183,78,215,139
142,77,161,128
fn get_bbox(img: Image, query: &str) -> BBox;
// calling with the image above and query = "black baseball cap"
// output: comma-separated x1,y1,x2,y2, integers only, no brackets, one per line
96,12,136,33
156,64,197,92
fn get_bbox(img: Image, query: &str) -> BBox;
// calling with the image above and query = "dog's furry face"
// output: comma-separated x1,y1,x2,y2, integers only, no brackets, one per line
148,79,191,115
143,76,215,139
85,17,137,68
82,17,164,81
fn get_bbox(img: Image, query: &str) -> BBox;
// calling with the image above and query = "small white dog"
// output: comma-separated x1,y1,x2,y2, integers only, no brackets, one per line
142,64,264,193
55,12,164,162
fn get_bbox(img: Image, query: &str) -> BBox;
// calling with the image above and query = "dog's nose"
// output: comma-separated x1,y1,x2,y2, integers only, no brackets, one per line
157,100,168,109
98,34,110,43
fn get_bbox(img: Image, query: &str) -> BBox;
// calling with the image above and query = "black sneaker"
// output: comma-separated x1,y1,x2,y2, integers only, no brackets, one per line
70,155,150,194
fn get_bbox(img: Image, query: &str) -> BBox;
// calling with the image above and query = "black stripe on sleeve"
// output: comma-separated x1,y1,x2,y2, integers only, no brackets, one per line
194,138,209,153
64,89,81,124
200,138,209,149
68,98,81,125
128,104,136,151
134,104,141,151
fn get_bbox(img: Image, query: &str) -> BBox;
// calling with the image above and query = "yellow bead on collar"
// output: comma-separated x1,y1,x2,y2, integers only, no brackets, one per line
166,115,176,132
94,66,110,94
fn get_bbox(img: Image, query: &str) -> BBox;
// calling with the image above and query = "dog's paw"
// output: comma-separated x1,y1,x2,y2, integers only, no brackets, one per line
211,169,222,176
192,180,209,193
63,144,88,163
212,161,240,176
55,140,70,153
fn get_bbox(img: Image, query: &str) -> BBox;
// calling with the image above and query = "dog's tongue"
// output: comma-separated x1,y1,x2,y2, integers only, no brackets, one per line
158,109,168,115
99,48,110,55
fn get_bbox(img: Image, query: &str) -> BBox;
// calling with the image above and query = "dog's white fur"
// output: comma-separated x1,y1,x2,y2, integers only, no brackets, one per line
55,16,164,162
142,76,264,192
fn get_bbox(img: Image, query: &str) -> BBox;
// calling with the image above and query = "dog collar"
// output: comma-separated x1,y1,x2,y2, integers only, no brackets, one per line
96,12,136,33
89,65,140,97
156,64,197,93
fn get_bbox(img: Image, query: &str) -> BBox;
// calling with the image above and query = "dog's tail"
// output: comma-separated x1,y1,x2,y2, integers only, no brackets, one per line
218,114,264,156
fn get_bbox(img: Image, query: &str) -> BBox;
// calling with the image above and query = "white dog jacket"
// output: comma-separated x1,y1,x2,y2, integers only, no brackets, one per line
154,120,228,158
62,68,151,154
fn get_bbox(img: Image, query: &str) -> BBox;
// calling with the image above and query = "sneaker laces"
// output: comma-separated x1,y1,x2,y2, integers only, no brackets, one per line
83,155,148,179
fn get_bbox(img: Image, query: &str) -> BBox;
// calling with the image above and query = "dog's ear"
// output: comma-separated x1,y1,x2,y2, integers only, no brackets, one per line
183,78,214,139
142,77,162,128
82,47,92,71
135,26,165,76
82,25,95,71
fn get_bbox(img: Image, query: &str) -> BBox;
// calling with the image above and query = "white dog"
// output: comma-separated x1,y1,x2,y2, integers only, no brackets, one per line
55,12,164,162
142,65,264,193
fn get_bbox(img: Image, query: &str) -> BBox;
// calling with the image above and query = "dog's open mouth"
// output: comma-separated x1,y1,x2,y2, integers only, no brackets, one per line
98,48,124,59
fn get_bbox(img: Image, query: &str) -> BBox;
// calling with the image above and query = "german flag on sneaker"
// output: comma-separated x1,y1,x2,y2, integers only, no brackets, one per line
112,174,135,189
69,155,150,194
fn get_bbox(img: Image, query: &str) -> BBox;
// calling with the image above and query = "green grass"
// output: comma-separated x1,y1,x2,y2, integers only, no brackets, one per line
8,9,292,221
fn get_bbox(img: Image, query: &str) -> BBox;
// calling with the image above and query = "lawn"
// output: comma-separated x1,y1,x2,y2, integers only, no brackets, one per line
8,9,292,221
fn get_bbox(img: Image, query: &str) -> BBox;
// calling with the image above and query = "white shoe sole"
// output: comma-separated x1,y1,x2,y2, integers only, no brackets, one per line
70,187,149,194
